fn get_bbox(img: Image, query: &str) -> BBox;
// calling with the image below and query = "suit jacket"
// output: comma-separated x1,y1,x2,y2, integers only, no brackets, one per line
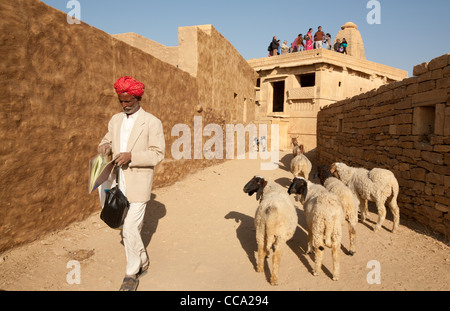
100,108,165,202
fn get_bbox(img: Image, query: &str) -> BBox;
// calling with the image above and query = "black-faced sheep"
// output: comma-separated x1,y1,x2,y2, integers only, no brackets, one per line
243,176,298,285
288,177,343,281
330,162,400,233
316,165,358,255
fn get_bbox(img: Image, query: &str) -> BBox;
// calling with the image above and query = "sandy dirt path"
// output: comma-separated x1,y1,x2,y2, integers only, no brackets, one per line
0,151,449,292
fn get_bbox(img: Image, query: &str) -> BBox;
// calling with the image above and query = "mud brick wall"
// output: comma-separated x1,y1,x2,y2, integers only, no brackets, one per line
317,54,450,237
0,0,256,252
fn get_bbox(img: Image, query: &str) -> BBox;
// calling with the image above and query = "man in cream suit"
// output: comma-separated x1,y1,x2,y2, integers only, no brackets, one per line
98,76,165,291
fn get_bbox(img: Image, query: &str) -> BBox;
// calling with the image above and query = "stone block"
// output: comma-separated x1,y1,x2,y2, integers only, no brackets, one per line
417,160,435,172
426,172,444,185
443,65,450,78
431,68,444,79
394,98,412,110
445,115,450,136
435,203,449,213
428,54,450,71
413,62,429,76
434,103,446,135
406,83,418,96
402,148,421,159
418,80,436,93
412,89,448,106
421,151,444,165
436,77,450,89
410,167,426,181
435,195,450,206
445,175,450,188
394,113,412,124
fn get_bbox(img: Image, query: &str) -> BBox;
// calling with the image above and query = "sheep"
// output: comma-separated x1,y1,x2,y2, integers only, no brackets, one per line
291,137,302,157
330,162,400,233
316,165,358,256
290,143,312,180
243,176,298,286
288,177,343,281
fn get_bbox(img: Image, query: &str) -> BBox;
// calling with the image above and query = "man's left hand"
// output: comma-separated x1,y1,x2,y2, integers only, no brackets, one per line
115,152,132,167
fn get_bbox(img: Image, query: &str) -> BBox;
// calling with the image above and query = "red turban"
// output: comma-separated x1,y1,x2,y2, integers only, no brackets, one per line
114,76,145,98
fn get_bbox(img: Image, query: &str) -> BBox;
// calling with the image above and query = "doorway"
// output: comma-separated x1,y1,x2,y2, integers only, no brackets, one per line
272,81,285,113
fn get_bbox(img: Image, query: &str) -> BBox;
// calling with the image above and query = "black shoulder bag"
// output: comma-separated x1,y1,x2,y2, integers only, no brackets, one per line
100,166,130,229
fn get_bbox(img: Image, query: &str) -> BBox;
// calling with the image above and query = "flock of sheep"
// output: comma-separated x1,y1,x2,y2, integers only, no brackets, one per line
243,138,400,285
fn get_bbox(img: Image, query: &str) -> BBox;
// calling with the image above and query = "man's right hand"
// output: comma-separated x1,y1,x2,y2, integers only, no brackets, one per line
98,144,111,156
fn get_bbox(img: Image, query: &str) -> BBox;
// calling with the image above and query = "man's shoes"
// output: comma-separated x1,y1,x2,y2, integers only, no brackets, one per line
119,276,139,291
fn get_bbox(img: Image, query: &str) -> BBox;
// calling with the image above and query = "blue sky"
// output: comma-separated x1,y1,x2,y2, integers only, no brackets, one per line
42,0,450,76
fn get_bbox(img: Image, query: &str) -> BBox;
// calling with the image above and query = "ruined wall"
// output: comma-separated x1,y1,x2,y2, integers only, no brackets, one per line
0,0,256,252
112,33,179,68
317,54,450,237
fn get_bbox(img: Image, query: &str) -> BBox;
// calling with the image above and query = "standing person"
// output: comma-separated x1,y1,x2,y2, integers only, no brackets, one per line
292,35,299,52
334,38,341,52
324,33,332,50
98,76,165,291
341,38,348,54
281,40,289,54
314,26,325,49
268,36,279,56
297,34,305,51
305,28,314,50
277,40,281,55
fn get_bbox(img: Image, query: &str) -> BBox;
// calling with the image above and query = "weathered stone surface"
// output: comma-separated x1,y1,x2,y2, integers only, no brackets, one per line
413,62,429,76
0,0,257,252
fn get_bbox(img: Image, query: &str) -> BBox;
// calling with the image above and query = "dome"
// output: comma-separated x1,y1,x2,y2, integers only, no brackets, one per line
341,22,358,30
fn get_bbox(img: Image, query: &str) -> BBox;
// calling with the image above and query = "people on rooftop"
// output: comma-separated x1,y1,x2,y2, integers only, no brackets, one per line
266,25,348,56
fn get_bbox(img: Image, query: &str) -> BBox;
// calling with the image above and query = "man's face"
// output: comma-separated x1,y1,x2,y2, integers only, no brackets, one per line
118,93,140,115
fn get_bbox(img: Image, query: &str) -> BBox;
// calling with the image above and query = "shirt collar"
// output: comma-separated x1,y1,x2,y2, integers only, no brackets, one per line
123,107,141,120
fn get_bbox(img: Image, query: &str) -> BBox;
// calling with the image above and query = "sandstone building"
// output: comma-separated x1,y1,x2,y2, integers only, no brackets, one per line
247,22,408,150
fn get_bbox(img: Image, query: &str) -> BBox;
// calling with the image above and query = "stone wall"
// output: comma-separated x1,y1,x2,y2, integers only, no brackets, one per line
317,54,450,237
0,0,256,252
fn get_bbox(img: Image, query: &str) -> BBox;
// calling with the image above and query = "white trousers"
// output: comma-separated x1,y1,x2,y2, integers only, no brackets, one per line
122,201,148,276
100,169,149,276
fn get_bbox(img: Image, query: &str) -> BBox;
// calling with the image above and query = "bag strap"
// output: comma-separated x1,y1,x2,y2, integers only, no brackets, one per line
115,165,120,184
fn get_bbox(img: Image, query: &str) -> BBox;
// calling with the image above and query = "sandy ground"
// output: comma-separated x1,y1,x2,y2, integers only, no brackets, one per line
0,151,449,292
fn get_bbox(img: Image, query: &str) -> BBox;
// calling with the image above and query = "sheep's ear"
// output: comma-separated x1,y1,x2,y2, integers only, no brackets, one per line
301,182,308,200
330,163,337,175
256,180,268,201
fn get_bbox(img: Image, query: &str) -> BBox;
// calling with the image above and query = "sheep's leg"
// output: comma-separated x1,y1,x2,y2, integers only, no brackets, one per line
331,240,341,281
255,228,266,273
348,223,357,256
388,197,400,233
359,198,368,222
270,238,283,286
306,226,313,254
256,241,266,273
374,200,387,232
313,246,324,277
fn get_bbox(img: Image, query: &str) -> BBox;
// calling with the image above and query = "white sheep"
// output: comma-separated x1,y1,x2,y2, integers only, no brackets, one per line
243,176,298,286
316,165,358,256
330,162,400,233
290,143,312,180
288,177,343,281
